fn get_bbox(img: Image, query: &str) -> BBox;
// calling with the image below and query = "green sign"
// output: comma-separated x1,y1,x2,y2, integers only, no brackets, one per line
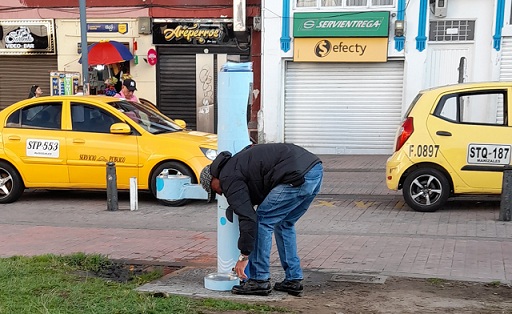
293,11,389,38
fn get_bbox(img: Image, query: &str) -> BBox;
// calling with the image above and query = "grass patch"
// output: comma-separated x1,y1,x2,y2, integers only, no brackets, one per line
0,253,286,314
427,278,446,286
487,280,502,287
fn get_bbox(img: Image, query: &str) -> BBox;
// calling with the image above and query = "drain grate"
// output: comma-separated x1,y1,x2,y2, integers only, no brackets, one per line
329,273,387,284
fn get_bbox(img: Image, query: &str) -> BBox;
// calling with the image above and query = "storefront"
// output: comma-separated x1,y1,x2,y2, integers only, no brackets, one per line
55,18,155,103
0,19,57,109
283,11,404,154
152,19,252,132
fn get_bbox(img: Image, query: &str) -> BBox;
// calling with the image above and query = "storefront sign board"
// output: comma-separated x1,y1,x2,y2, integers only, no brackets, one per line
87,23,128,34
0,19,55,55
293,12,389,38
293,37,388,62
152,19,239,45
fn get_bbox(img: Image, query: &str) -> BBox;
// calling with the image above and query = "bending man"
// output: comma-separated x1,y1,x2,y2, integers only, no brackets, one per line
200,143,323,296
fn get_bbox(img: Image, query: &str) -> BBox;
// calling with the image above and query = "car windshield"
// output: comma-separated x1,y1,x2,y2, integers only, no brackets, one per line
107,99,183,134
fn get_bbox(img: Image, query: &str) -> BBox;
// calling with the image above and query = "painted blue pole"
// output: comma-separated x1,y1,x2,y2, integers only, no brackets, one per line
416,0,428,52
280,0,291,52
493,0,505,51
204,62,252,291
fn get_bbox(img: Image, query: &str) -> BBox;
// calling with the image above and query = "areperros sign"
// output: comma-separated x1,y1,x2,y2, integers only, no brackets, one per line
293,11,389,38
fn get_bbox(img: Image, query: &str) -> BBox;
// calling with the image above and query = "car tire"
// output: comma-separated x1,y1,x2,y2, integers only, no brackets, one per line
0,161,25,204
150,161,196,207
402,168,450,212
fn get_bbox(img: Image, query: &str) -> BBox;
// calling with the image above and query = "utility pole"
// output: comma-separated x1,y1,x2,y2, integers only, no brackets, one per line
79,0,89,94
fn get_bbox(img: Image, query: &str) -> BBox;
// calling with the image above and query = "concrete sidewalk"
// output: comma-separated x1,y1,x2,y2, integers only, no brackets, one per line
1,154,511,295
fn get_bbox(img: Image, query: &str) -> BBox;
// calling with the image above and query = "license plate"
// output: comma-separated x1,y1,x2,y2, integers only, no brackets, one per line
467,144,511,165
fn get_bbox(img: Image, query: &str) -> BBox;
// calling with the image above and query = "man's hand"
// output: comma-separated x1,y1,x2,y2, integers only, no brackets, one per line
234,260,249,280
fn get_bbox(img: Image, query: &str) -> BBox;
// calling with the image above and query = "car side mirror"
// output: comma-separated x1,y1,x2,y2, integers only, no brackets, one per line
174,119,186,129
110,122,132,134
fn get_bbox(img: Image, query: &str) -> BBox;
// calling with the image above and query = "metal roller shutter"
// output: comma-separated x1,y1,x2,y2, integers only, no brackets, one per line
500,37,512,80
284,61,404,155
0,56,57,110
157,53,197,129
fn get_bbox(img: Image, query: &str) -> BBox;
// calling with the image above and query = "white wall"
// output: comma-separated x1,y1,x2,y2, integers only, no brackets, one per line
56,19,156,103
403,0,497,110
260,0,292,143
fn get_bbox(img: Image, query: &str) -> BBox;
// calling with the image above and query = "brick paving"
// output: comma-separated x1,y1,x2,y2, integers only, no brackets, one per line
1,155,512,283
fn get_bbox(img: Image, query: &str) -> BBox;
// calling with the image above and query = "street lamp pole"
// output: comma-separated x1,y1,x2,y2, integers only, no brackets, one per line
79,0,89,94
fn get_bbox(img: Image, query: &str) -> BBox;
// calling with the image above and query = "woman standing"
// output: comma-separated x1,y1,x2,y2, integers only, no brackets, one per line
28,85,43,98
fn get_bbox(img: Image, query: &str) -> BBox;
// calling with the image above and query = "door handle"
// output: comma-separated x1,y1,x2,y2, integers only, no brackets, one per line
436,131,452,136
8,135,21,141
73,139,86,144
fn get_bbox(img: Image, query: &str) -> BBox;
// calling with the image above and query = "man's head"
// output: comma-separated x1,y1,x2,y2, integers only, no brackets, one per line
200,165,221,203
121,79,137,96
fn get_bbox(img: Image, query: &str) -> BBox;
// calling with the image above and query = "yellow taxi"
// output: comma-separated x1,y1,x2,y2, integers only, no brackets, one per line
0,95,217,205
386,82,512,212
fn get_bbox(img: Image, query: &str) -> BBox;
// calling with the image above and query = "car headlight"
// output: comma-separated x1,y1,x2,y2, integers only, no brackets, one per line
200,148,218,161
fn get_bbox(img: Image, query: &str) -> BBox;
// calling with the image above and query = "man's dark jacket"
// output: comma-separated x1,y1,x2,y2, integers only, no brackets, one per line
209,143,321,255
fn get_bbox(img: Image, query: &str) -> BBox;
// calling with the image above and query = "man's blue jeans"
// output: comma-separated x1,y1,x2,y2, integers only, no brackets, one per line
247,162,323,281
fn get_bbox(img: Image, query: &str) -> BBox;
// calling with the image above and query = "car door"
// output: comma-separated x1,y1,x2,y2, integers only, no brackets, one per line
2,101,69,186
66,102,139,189
426,88,511,191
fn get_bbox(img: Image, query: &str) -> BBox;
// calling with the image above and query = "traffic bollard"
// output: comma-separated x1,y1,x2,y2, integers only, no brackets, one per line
499,166,512,221
130,176,138,211
106,162,118,211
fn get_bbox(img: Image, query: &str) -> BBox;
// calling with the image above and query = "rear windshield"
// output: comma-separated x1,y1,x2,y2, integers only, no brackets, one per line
403,93,424,118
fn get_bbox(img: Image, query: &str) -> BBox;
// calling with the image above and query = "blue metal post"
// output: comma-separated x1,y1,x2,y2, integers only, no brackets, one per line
79,0,89,93
204,62,252,291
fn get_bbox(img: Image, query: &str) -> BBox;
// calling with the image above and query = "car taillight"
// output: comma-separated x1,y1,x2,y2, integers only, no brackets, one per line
395,117,414,152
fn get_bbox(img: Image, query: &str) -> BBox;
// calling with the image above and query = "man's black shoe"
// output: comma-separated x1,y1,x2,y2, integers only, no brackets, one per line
231,279,272,296
273,279,303,296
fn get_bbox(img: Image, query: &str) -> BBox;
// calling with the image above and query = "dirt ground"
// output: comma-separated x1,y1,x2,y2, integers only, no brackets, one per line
258,276,512,314
97,262,512,314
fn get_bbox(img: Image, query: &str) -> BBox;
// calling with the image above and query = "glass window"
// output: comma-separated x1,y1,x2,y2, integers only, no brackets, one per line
71,103,121,133
11,103,62,130
298,0,394,7
435,92,506,126
322,0,342,6
346,0,366,6
6,110,20,127
372,0,393,5
429,20,475,42
297,0,317,7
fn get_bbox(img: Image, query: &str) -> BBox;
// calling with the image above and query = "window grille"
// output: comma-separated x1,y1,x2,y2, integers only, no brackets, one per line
297,0,394,7
429,20,475,42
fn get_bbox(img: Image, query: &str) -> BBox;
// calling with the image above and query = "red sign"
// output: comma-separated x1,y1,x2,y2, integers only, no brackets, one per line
147,48,157,65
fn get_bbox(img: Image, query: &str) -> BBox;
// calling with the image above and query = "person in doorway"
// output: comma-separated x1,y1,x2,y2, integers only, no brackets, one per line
114,79,139,102
75,85,84,95
200,143,323,296
28,85,43,98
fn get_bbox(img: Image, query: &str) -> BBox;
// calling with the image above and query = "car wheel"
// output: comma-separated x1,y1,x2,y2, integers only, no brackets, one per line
0,161,24,204
402,168,450,212
150,161,196,206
